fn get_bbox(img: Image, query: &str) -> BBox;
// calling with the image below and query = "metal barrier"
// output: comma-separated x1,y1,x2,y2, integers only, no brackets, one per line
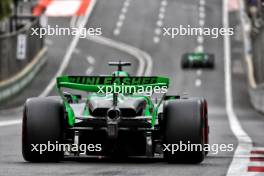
252,32,264,84
0,19,46,102
237,0,264,113
249,86,264,113
0,19,44,81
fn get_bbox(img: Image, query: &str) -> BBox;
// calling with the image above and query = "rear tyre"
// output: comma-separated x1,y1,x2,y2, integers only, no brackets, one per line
181,54,189,68
163,99,205,163
201,98,209,155
207,54,215,68
193,98,209,155
22,97,64,162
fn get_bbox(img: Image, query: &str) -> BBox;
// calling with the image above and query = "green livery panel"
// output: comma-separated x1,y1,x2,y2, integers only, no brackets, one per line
57,76,169,92
56,75,170,127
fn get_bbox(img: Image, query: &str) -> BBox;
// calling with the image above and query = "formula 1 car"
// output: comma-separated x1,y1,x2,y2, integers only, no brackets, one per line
181,52,215,69
22,61,209,163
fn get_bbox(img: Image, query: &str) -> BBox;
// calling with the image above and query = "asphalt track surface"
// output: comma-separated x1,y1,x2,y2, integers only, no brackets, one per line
1,0,264,175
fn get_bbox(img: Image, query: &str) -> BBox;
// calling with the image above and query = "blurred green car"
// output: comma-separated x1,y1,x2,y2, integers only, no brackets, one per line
181,52,215,69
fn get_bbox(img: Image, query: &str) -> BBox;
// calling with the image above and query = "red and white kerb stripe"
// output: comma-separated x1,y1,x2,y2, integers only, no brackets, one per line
248,147,264,173
33,0,91,16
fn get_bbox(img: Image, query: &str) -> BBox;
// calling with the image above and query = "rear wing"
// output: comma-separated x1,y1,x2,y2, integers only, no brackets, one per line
56,76,169,93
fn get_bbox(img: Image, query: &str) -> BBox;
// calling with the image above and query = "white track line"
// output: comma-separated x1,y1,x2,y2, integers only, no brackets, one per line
113,29,121,36
86,56,95,75
153,0,167,44
199,6,205,12
85,67,94,75
199,11,205,19
195,79,202,87
250,154,264,158
194,0,205,91
224,0,253,175
86,35,152,76
73,48,81,54
159,13,165,19
45,39,53,46
113,0,130,36
70,15,78,28
153,36,160,44
159,6,166,13
86,56,96,65
196,69,202,76
196,0,205,53
39,0,97,98
156,20,163,27
196,45,204,52
200,0,205,6
155,28,162,35
251,147,264,151
0,119,21,127
199,19,205,26
197,36,204,44
248,162,264,167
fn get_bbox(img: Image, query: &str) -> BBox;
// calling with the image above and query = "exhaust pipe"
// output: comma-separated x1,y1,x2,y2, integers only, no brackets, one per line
106,107,121,139
107,107,121,120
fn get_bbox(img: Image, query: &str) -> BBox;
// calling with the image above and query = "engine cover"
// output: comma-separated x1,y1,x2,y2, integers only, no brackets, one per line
88,96,146,117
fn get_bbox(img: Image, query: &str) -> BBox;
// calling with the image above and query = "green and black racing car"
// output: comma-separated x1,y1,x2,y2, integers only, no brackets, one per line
22,61,209,163
181,52,215,69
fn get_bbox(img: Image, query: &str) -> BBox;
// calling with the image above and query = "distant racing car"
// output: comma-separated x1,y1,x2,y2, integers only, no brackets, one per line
22,61,209,163
181,52,215,69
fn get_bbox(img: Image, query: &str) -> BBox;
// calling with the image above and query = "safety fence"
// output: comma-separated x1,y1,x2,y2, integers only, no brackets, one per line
249,86,264,113
0,19,46,102
237,0,264,113
0,19,44,81
252,32,264,84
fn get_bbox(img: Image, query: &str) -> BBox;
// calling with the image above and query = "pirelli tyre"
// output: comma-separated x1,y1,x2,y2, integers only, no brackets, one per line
207,54,215,68
193,98,209,155
163,98,205,163
181,53,189,68
22,97,65,162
